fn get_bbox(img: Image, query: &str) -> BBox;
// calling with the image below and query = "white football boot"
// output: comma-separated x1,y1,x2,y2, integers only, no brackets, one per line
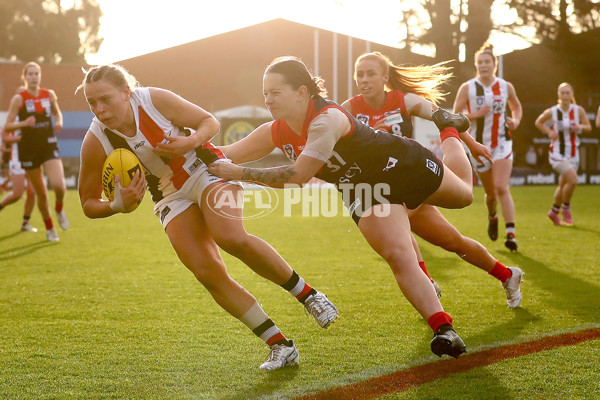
46,228,60,242
21,223,38,233
304,291,338,328
56,210,69,230
259,340,299,370
503,267,523,308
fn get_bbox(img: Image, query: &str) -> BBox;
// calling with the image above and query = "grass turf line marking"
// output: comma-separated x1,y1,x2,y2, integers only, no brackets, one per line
293,327,600,400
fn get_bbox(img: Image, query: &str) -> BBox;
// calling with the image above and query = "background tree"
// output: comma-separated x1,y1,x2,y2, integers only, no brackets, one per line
403,0,495,64
505,0,600,49
0,0,102,64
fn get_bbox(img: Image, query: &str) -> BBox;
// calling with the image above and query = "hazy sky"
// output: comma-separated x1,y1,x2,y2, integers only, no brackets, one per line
80,0,530,64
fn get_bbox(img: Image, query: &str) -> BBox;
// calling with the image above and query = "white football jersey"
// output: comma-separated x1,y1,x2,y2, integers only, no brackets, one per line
89,87,206,201
465,77,510,149
549,104,581,159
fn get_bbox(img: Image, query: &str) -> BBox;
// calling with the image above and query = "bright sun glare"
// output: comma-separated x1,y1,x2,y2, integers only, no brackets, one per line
76,0,531,65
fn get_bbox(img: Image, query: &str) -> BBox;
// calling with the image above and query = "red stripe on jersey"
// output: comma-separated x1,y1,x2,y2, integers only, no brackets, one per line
167,156,187,190
569,108,577,157
491,82,501,149
138,106,189,189
138,106,165,146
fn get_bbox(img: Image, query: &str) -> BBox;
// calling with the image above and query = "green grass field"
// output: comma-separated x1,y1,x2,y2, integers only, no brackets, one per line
1,185,599,399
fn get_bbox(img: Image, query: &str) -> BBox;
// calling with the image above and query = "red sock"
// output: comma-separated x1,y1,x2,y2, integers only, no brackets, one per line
488,261,512,283
427,311,453,332
43,218,54,230
440,127,460,142
55,203,63,213
419,261,432,281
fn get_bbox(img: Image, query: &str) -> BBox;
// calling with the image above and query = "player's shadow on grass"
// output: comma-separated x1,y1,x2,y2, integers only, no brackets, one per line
567,224,600,238
0,240,58,263
502,251,600,323
224,365,300,400
223,365,300,400
0,231,22,242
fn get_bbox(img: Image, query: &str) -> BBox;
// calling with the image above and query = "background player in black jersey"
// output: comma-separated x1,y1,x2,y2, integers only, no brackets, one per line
4,62,68,241
341,51,523,308
205,56,476,359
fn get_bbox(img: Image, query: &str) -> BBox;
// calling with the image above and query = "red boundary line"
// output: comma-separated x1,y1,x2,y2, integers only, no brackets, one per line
294,327,600,400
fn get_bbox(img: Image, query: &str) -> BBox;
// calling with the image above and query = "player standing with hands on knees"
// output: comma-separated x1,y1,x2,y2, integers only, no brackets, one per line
453,44,523,252
341,52,523,308
535,82,591,226
77,64,338,370
3,62,69,241
209,56,476,358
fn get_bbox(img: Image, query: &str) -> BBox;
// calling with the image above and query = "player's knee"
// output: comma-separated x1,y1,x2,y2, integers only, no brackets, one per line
190,260,227,288
213,233,251,257
457,189,473,208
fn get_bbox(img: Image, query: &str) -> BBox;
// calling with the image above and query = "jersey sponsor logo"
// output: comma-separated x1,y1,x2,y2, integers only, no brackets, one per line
383,157,398,172
339,162,362,183
160,205,171,223
383,113,403,126
41,98,51,110
25,100,36,113
283,144,297,161
356,114,370,125
426,159,440,175
187,158,203,174
133,140,146,150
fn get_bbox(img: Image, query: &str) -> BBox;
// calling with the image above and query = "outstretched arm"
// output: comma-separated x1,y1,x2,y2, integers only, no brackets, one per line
210,109,350,188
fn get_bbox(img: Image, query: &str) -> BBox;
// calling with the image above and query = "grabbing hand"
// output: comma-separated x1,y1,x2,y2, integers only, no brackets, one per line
109,171,146,213
153,135,194,158
466,140,493,164
208,159,243,181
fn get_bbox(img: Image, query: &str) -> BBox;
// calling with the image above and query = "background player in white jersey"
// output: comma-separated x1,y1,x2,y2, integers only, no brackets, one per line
3,62,68,241
77,64,338,370
534,82,591,226
0,127,37,232
453,43,523,252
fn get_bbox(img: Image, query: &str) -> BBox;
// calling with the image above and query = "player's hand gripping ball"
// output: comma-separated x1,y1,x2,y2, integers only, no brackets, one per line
102,148,144,204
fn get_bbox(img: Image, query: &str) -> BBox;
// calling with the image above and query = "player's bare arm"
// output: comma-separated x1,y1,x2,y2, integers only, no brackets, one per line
218,123,276,164
534,108,556,139
577,106,592,133
505,83,522,130
151,88,220,157
49,89,63,132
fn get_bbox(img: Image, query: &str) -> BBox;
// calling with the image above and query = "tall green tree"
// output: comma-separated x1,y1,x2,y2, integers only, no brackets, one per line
0,0,102,64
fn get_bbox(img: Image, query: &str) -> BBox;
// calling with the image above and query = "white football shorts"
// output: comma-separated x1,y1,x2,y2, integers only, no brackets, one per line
153,169,237,229
469,139,513,173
